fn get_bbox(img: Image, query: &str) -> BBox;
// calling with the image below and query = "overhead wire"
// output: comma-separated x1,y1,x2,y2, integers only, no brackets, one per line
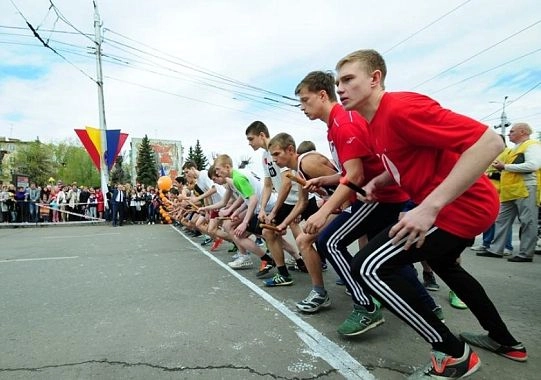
7,0,96,82
0,24,93,37
430,47,541,94
105,75,304,126
412,18,541,90
383,0,472,54
97,41,301,113
479,80,541,121
103,28,299,103
48,0,94,42
4,3,539,125
1,23,300,116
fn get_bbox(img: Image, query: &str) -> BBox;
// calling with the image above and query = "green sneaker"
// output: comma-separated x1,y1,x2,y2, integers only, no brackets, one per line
449,290,468,309
371,296,382,309
337,304,385,336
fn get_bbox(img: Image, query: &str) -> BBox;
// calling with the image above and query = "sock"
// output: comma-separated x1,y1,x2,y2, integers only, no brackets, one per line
261,253,273,263
277,265,289,277
313,285,326,296
296,258,305,267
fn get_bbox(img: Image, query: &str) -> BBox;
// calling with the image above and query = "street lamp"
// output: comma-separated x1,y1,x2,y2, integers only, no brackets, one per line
489,96,511,137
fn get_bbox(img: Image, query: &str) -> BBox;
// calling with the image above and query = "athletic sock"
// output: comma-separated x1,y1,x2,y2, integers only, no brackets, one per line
313,285,326,296
261,253,273,262
277,265,289,277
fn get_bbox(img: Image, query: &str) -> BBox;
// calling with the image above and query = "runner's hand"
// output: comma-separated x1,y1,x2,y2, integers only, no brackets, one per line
388,204,437,250
303,210,327,235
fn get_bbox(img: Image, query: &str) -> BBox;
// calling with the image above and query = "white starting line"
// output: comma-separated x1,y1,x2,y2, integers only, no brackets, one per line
0,256,79,263
171,225,374,380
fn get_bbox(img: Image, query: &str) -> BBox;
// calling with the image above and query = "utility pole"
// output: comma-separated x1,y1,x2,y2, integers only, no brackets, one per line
93,0,109,203
491,95,511,137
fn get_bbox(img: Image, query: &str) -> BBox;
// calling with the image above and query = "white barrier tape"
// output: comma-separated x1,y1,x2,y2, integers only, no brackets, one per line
37,203,105,221
6,200,102,207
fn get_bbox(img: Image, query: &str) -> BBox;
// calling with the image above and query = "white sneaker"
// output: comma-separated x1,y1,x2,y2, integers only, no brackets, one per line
503,248,513,256
231,253,241,260
296,290,331,313
285,256,296,266
470,245,488,252
228,255,253,269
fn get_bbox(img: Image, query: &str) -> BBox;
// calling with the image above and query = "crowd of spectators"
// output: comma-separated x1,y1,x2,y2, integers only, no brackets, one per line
0,181,166,225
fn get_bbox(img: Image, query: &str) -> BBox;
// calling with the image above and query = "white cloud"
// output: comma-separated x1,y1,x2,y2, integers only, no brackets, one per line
1,0,541,165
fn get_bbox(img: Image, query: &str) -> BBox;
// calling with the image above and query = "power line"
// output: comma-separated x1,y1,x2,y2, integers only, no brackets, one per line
0,25,300,113
103,28,299,103
48,0,94,42
479,81,541,121
8,0,95,82
383,0,472,54
431,47,541,94
99,41,301,110
0,24,93,37
0,30,93,52
105,75,303,126
412,18,541,90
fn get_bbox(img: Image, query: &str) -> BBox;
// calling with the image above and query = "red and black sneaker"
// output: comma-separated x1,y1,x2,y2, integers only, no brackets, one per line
410,344,480,379
256,259,275,278
210,238,224,251
459,332,527,362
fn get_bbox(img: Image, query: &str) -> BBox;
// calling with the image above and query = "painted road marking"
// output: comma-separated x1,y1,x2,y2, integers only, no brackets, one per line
0,256,79,263
171,226,374,380
43,233,121,239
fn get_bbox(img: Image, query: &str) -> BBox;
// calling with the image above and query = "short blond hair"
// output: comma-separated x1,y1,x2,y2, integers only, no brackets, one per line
214,154,233,168
336,49,387,90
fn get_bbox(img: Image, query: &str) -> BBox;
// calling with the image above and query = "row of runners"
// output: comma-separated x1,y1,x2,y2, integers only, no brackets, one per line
163,50,527,379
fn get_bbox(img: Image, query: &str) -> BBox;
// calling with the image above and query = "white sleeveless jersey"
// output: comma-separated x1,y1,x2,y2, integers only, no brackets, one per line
262,150,298,205
196,170,225,204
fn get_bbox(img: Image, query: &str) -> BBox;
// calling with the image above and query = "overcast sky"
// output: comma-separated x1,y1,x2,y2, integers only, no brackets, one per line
1,0,540,167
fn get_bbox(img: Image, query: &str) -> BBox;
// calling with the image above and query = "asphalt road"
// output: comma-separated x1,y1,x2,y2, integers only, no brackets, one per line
0,223,538,379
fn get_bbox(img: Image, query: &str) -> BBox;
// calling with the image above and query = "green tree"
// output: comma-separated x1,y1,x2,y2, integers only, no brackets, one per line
13,140,54,185
186,146,194,164
186,139,208,170
110,154,130,185
51,142,100,187
136,135,158,186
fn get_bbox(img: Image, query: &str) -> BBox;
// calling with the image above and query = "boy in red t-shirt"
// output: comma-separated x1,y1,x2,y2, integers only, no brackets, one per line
335,49,526,378
294,71,444,338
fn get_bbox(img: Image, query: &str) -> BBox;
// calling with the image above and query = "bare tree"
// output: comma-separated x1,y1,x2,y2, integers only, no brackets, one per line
238,156,251,169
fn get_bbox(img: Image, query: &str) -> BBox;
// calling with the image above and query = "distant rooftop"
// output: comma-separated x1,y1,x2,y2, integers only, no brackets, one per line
0,137,22,142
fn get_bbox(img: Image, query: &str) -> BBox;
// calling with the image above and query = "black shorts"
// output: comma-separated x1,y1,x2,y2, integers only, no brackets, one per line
271,198,319,224
300,197,319,221
272,203,295,224
246,213,263,236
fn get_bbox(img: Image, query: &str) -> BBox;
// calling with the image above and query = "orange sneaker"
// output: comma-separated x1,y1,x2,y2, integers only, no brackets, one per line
210,238,224,251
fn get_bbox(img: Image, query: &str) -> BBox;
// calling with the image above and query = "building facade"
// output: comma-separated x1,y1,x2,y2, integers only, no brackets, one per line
129,138,184,184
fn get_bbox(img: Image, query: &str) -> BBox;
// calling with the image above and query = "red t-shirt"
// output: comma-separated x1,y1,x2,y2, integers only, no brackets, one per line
369,92,499,238
327,104,408,203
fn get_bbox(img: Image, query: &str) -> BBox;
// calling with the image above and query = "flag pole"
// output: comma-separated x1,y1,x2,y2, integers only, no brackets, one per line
93,0,110,205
